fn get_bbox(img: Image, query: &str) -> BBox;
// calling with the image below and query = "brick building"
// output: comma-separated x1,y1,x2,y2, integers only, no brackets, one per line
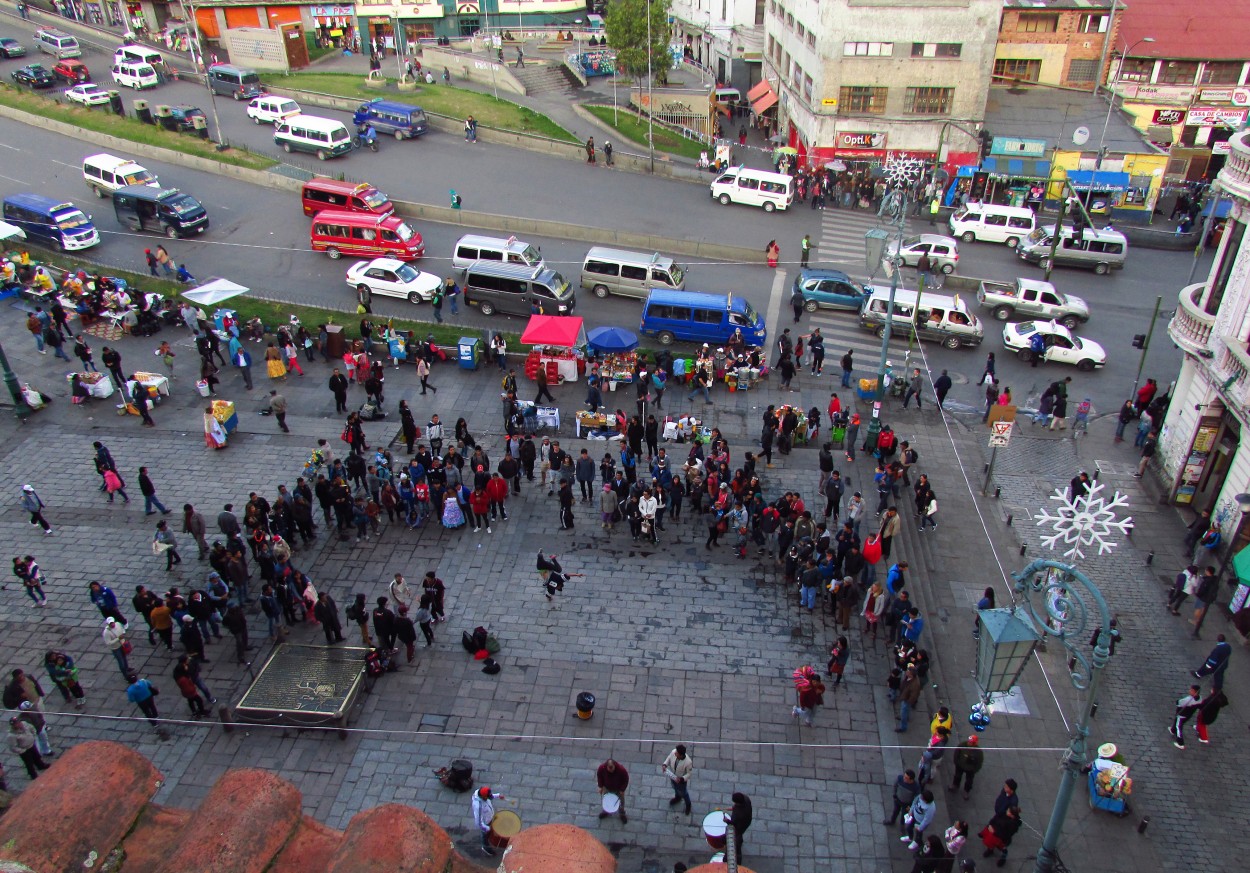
993,0,1116,89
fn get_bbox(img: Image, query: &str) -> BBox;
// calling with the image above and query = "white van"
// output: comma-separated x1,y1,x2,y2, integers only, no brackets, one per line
949,203,1036,248
859,286,984,349
34,28,80,59
581,247,686,299
82,154,159,197
111,62,159,90
114,45,163,68
710,166,794,212
712,87,741,110
273,115,353,160
451,234,544,271
247,95,301,126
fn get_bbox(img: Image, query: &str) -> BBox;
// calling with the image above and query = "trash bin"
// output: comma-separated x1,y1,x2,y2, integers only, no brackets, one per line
324,324,345,361
458,336,481,370
575,691,596,720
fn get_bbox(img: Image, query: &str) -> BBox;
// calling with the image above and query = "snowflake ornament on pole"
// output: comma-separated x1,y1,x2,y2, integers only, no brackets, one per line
882,156,924,189
1033,479,1133,559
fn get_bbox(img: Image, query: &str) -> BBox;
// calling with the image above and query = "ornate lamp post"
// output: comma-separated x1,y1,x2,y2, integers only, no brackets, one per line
1019,480,1133,873
860,156,923,451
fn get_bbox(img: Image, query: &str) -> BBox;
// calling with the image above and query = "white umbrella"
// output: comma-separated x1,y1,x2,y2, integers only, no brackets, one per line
0,220,26,243
182,279,249,306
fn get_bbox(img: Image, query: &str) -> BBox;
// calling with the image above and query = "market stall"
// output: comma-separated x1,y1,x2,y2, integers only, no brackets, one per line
521,315,587,384
211,399,239,434
130,371,171,397
575,411,623,439
67,371,114,399
586,326,639,389
771,404,809,445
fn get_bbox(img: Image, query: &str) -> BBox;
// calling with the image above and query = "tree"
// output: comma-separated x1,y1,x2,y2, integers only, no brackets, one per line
605,0,672,88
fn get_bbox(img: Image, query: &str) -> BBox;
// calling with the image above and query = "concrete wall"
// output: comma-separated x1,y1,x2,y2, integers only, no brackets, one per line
995,8,1111,88
419,47,525,97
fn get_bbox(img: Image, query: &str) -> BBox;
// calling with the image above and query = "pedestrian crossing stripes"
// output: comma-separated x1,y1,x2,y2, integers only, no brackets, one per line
788,305,928,381
808,208,925,282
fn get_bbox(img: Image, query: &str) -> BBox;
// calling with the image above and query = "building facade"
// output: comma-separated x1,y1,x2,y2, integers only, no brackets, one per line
1162,129,1250,562
1110,0,1250,182
993,0,1115,89
758,0,997,170
669,0,766,93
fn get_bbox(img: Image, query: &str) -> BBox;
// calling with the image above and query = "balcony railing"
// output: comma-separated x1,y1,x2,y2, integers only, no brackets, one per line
1168,281,1216,356
1218,130,1250,202
1216,334,1250,412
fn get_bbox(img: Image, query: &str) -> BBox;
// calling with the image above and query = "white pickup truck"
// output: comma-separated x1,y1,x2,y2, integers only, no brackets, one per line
976,277,1090,330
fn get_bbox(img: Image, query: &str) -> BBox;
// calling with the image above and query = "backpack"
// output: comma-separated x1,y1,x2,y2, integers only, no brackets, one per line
346,602,363,622
341,426,353,444
461,626,488,652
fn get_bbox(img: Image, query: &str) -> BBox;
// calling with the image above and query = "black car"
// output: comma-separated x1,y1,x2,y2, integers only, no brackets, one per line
0,38,26,59
11,63,54,89
168,104,206,131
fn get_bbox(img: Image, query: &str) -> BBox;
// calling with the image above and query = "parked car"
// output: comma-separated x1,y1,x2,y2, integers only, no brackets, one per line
345,258,441,305
64,83,111,106
977,277,1089,329
892,234,960,274
791,268,869,312
0,38,27,60
1002,320,1106,370
52,58,89,84
11,63,54,88
167,104,206,131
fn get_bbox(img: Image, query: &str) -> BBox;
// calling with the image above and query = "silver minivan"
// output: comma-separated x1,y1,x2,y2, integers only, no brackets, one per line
463,262,575,317
1017,225,1129,275
452,234,543,271
35,28,80,59
581,246,686,299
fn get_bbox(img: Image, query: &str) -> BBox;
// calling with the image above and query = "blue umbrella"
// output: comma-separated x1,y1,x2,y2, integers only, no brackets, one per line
587,325,639,353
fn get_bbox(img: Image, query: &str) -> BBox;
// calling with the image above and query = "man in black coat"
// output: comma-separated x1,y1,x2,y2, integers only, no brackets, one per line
313,592,345,643
372,596,397,651
328,368,349,414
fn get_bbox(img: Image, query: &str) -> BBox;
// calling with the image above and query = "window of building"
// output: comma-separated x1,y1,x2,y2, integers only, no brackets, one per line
803,74,813,103
1118,58,1153,83
767,35,774,58
1205,221,1245,316
756,0,765,26
1078,13,1108,33
792,62,803,90
1066,59,1098,83
807,31,816,49
1017,13,1059,33
911,43,961,59
786,12,794,28
1159,60,1200,85
905,86,954,114
723,0,727,19
994,58,1041,82
844,42,893,57
797,23,805,41
1202,61,1244,85
838,85,888,114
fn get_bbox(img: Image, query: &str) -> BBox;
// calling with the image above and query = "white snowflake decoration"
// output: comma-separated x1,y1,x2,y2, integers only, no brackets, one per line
1033,480,1134,560
882,157,924,189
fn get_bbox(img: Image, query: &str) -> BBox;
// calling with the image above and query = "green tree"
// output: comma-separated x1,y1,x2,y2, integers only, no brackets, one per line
605,0,672,87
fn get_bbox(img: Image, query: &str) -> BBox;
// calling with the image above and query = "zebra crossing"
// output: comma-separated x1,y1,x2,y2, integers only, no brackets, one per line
792,305,924,381
808,205,925,283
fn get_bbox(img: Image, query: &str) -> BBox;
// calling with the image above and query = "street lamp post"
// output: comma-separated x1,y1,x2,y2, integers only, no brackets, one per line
178,0,224,149
0,340,32,421
646,0,655,174
1194,492,1250,638
1091,36,1154,211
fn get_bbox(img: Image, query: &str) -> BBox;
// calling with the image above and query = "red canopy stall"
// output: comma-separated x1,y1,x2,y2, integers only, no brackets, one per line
521,315,587,384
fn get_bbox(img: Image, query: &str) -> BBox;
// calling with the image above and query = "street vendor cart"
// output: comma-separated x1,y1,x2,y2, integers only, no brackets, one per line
521,315,587,384
1087,743,1132,816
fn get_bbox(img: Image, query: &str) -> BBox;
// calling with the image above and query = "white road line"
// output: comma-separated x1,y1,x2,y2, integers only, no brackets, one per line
0,143,21,151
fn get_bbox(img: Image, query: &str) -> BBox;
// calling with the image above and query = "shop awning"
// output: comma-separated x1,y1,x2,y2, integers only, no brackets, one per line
749,80,778,115
1234,545,1250,586
183,279,249,306
1202,198,1233,218
981,156,1052,180
1064,170,1131,192
520,315,586,347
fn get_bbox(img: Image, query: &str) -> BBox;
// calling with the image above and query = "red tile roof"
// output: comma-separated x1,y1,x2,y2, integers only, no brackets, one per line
1120,0,1250,60
0,741,634,873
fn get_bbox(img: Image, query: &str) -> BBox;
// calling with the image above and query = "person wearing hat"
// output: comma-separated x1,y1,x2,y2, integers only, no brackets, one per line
8,716,49,779
472,785,505,856
19,485,52,535
950,735,985,800
102,617,130,676
180,613,209,662
17,701,52,757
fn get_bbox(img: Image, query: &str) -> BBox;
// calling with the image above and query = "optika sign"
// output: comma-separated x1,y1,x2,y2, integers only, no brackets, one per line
837,131,886,149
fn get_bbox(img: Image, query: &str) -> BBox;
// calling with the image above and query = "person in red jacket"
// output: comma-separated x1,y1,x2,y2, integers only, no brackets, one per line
486,471,510,521
468,485,492,533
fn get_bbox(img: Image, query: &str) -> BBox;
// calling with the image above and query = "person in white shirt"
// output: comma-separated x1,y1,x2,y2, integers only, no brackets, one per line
471,785,504,856
662,744,694,813
639,489,659,543
389,573,414,611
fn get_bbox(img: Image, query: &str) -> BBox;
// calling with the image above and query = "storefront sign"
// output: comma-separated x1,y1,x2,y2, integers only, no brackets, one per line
1175,421,1221,505
1200,88,1236,103
1212,141,1233,155
1152,108,1184,125
1186,107,1248,127
1123,83,1194,102
821,98,838,107
990,137,1046,158
837,131,886,150
311,4,355,14
1234,88,1250,107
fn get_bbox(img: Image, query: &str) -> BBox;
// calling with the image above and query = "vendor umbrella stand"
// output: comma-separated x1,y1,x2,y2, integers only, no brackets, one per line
586,326,638,355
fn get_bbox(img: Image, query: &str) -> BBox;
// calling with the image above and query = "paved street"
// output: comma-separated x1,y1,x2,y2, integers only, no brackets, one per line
0,291,1243,871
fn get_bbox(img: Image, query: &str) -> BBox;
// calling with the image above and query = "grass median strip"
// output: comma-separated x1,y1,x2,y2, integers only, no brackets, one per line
264,72,578,143
0,84,275,170
583,105,706,162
